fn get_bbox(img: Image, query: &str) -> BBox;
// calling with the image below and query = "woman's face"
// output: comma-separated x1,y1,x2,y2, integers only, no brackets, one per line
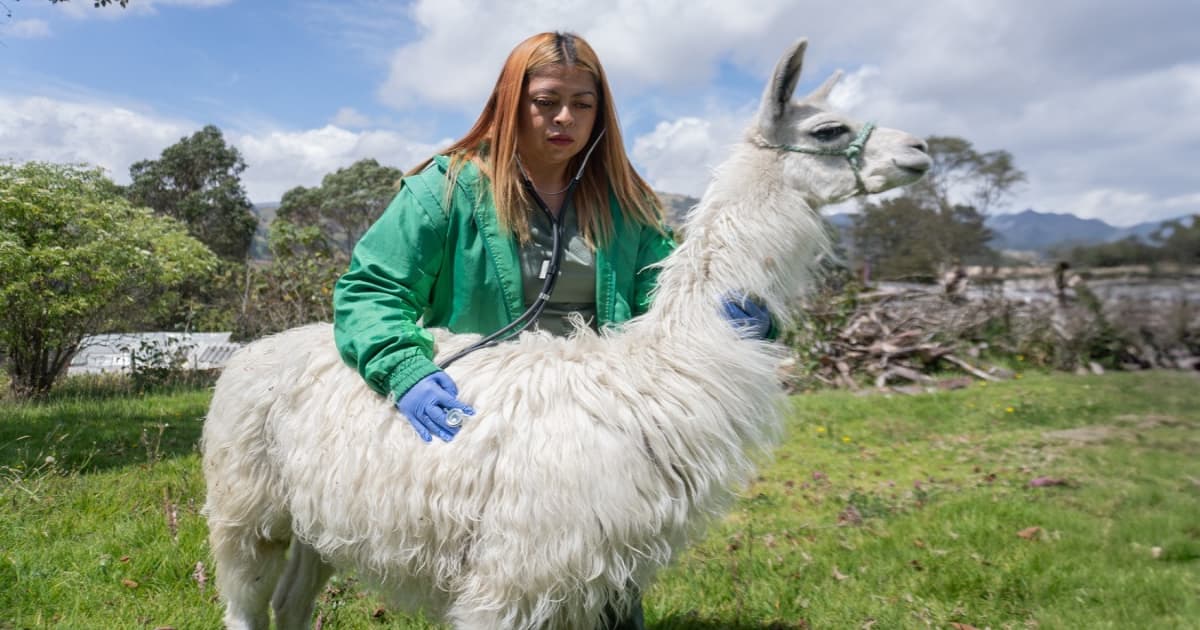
517,65,599,175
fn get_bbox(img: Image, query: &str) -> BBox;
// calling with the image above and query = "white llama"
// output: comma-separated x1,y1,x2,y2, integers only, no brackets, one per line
202,38,931,630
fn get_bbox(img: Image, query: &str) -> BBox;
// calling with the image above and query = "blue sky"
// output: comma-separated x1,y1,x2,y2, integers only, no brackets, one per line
2,0,1198,227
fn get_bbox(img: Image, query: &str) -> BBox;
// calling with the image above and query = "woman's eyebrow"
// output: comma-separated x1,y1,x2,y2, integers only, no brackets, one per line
531,88,597,98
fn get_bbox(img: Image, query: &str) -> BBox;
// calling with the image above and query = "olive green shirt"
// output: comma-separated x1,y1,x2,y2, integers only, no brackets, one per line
518,202,598,336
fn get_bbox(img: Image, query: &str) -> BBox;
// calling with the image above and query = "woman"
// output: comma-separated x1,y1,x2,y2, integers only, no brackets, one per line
333,31,768,629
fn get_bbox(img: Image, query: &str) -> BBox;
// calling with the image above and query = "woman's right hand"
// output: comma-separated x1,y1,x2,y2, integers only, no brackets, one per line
395,371,475,442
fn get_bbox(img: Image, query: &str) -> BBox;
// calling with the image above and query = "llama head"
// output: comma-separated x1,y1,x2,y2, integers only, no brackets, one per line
752,39,931,205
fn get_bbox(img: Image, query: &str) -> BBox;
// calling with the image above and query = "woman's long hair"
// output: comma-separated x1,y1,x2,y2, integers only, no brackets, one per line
408,31,664,246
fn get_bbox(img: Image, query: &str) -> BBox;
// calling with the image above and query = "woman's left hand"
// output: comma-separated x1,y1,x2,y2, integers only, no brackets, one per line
720,294,772,339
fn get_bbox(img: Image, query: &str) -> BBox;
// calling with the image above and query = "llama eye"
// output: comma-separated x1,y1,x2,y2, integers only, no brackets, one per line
811,125,848,142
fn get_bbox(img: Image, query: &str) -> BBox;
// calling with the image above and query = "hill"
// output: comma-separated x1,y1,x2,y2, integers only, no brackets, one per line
824,208,1193,256
986,209,1118,251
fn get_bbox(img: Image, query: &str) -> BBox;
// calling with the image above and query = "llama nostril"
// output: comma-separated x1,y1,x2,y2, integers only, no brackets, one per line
911,139,929,154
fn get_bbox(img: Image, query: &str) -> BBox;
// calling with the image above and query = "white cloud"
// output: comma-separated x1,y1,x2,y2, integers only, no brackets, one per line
375,0,806,112
826,66,879,112
0,96,190,181
234,126,447,201
0,94,447,204
6,0,1200,227
331,107,371,129
1040,188,1200,228
631,110,752,198
4,19,51,38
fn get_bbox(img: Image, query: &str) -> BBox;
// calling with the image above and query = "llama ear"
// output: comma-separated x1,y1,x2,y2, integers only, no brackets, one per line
808,70,843,102
758,38,808,130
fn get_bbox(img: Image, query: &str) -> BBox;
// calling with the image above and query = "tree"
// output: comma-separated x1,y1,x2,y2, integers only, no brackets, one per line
1152,214,1200,265
0,162,217,398
907,136,1026,216
851,198,994,281
850,136,1018,280
270,158,403,262
1052,215,1199,269
1058,237,1161,268
228,159,401,340
126,125,258,262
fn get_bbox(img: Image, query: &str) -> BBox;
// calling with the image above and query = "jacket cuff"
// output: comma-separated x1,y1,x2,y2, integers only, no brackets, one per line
386,356,441,400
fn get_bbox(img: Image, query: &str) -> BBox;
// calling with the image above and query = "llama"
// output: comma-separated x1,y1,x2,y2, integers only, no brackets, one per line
202,38,931,630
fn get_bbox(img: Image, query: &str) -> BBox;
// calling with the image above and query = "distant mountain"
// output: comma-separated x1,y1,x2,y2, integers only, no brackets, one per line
824,207,1193,255
986,209,1198,253
986,209,1118,251
1111,215,1194,242
657,191,698,229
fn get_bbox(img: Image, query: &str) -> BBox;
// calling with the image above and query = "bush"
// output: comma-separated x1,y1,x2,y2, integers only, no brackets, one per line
0,162,218,399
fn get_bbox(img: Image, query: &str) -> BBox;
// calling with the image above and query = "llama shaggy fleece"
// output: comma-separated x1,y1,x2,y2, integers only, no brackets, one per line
203,317,786,629
202,37,930,630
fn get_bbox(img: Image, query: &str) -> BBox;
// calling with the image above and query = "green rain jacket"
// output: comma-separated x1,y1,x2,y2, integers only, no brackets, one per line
333,156,677,400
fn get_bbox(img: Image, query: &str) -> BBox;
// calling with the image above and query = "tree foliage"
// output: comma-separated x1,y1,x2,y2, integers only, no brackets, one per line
852,199,994,281
0,162,217,398
228,159,401,341
1057,237,1160,268
851,136,1018,280
126,125,257,262
271,158,402,262
232,260,342,341
1152,215,1200,265
1057,214,1200,268
907,136,1026,216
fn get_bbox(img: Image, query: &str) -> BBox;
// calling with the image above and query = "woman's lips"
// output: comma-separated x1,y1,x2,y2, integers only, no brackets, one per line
548,136,573,146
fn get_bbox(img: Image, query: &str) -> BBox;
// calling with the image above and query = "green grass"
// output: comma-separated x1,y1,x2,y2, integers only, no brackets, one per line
2,371,1198,629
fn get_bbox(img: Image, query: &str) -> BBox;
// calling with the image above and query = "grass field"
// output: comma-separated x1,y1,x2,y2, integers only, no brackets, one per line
1,371,1198,629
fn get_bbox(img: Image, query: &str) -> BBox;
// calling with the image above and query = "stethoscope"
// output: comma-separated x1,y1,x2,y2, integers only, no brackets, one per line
436,128,607,370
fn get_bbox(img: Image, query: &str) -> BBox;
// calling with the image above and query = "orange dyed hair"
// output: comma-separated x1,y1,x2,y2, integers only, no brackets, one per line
409,31,664,245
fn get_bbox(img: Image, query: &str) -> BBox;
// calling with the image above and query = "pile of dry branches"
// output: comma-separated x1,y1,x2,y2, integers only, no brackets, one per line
784,288,1008,392
782,283,1200,392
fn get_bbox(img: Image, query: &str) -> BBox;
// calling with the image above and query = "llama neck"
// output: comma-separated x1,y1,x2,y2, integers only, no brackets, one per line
640,146,831,334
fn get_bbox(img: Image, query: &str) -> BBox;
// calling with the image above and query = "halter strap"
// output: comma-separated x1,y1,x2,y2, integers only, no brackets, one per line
753,121,876,193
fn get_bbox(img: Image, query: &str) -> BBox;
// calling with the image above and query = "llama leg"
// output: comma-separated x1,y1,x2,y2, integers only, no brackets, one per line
272,539,335,630
210,527,289,630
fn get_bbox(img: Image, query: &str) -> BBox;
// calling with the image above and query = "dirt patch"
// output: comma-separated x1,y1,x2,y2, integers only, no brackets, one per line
1045,416,1196,446
1043,426,1117,444
1114,414,1190,430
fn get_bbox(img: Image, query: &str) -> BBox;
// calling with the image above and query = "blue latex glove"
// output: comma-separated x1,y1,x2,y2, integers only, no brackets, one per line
395,371,475,443
720,294,772,339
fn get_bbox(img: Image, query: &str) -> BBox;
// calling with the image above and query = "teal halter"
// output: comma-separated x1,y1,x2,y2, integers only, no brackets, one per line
753,121,876,193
